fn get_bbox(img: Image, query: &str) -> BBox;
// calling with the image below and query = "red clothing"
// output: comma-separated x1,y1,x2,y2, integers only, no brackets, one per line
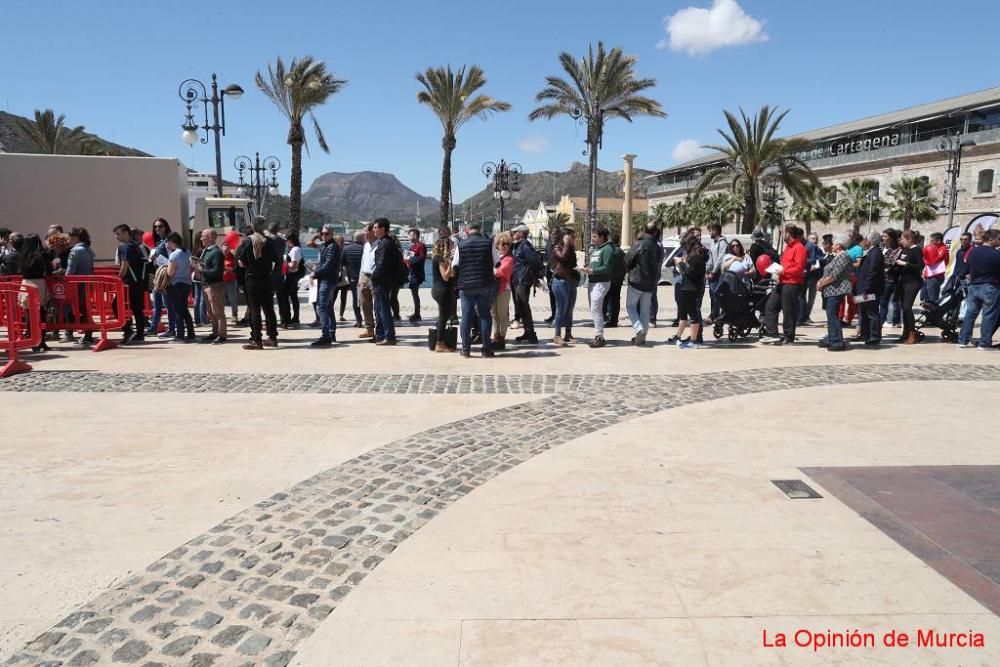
142,230,156,249
922,243,948,278
779,239,807,285
224,229,242,251
494,254,514,292
222,248,237,282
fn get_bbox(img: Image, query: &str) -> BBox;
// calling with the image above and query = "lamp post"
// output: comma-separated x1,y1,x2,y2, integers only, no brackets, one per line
762,176,786,248
178,74,244,197
482,159,522,233
938,133,976,230
569,107,604,237
234,153,281,213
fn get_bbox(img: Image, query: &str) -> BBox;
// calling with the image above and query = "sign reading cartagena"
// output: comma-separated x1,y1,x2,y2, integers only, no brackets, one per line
796,132,901,162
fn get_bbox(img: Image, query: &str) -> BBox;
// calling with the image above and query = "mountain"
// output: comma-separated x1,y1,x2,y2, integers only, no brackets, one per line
302,171,440,225
456,161,654,221
0,110,148,156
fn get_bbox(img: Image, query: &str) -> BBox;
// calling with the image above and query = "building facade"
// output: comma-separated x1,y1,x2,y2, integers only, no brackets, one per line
645,87,1000,235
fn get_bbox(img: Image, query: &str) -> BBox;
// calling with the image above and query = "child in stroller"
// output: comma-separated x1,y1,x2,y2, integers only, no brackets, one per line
712,270,765,342
915,277,966,342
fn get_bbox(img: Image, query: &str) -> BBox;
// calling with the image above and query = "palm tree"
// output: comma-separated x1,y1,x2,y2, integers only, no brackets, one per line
653,200,687,233
529,42,665,235
888,176,938,231
416,65,510,227
789,183,833,235
256,57,347,233
833,178,886,233
694,106,818,234
14,109,96,154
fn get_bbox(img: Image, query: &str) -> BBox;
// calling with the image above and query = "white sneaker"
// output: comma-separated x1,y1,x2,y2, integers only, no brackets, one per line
956,342,973,349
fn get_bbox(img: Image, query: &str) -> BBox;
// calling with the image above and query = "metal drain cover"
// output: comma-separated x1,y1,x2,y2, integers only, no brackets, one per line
772,479,823,499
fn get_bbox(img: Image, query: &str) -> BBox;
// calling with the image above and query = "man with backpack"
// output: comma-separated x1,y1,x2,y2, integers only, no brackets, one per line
114,223,149,344
511,224,542,345
624,222,660,346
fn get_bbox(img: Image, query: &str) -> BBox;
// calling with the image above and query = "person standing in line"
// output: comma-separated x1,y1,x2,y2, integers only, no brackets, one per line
624,222,659,346
817,233,854,352
799,231,823,325
237,218,279,350
704,223,728,325
18,234,52,352
761,225,807,345
310,224,342,347
946,232,974,294
581,227,613,348
922,231,949,304
281,233,304,327
114,223,148,344
65,227,96,346
894,229,925,345
880,229,902,329
358,224,377,339
550,228,578,347
543,230,557,325
198,229,227,344
406,228,427,323
431,229,457,353
146,218,176,338
510,224,541,345
341,231,364,327
672,231,707,350
855,232,885,346
388,233,404,323
604,233,626,328
371,218,404,345
452,220,496,357
222,228,242,325
165,232,195,343
957,228,1000,350
490,232,515,351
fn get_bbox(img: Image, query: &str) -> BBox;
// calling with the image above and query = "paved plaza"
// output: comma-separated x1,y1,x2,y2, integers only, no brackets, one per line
2,290,1000,666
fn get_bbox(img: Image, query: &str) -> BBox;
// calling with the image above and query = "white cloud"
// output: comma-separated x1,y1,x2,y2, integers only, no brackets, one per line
518,136,550,154
672,138,710,163
658,0,769,56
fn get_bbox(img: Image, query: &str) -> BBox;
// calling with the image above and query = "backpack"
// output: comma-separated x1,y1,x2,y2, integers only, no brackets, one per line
521,243,545,281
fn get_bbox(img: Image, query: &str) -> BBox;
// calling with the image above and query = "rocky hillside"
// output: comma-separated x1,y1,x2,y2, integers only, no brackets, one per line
457,161,654,220
302,171,440,225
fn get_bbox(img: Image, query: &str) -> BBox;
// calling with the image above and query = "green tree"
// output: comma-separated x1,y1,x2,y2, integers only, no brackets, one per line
834,178,887,233
14,109,97,154
888,176,938,231
256,57,347,233
529,42,665,235
653,200,688,233
416,65,510,228
694,106,818,234
789,183,833,235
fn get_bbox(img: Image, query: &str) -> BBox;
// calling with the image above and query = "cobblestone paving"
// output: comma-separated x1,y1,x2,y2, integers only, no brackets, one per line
4,364,999,666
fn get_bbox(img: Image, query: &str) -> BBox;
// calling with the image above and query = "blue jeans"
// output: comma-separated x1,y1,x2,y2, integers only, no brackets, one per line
460,287,494,352
879,281,900,326
626,286,652,335
959,283,999,347
193,283,205,325
316,281,337,340
148,290,177,334
923,276,944,304
825,294,845,347
552,278,577,337
372,284,395,341
708,277,721,320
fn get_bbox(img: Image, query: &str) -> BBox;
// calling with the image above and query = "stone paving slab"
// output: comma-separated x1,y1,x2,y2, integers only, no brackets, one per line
3,364,999,666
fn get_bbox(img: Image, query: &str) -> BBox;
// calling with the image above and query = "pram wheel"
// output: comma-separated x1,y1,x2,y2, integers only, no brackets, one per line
916,330,926,342
713,322,724,339
941,329,957,343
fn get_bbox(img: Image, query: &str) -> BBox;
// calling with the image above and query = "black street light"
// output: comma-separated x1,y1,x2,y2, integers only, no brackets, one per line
234,153,281,213
569,106,604,237
178,73,244,197
938,133,977,230
482,159,522,233
762,175,786,246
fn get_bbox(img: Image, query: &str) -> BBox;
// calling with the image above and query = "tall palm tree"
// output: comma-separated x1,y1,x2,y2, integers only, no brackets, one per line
529,42,665,235
789,183,833,235
694,106,818,234
834,178,886,233
653,200,687,233
14,109,95,154
416,65,510,227
888,176,938,231
256,56,346,233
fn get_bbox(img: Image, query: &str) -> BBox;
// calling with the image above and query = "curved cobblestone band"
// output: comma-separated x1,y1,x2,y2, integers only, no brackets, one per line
4,364,1000,667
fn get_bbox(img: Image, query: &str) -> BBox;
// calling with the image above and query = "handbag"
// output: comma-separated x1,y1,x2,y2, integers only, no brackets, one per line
336,265,349,287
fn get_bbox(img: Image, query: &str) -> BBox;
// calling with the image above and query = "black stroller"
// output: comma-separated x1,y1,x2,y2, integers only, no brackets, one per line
915,279,967,342
712,272,762,342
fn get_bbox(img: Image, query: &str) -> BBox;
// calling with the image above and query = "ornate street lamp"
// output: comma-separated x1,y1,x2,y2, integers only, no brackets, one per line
761,175,786,245
234,153,281,212
482,159,522,233
569,106,604,237
937,133,976,230
178,74,244,197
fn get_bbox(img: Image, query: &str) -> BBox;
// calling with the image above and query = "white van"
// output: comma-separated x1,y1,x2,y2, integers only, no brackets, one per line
658,233,754,285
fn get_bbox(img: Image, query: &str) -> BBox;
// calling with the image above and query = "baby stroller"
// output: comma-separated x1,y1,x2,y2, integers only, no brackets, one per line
712,272,762,342
915,280,967,342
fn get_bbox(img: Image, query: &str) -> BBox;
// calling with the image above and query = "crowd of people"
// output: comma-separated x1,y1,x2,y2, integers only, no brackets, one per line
1,214,998,356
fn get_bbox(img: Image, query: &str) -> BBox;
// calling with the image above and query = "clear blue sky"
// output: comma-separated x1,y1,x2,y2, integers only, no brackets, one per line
4,0,998,202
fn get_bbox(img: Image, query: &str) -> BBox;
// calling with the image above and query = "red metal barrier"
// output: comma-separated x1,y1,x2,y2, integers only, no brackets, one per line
0,281,42,378
45,274,128,352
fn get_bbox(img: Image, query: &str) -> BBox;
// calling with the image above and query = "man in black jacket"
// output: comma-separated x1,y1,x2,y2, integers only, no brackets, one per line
237,217,279,349
371,218,403,345
511,225,540,344
198,229,227,344
604,234,626,327
624,223,660,346
342,231,364,327
455,220,497,357
311,224,342,346
855,232,885,345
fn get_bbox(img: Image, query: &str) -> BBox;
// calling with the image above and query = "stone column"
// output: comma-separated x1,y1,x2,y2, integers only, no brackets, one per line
621,154,637,248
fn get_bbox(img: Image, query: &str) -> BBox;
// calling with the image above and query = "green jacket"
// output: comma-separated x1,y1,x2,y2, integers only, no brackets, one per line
588,241,614,282
201,245,224,285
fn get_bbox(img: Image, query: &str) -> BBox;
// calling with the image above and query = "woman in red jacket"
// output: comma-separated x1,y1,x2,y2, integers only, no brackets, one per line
761,225,807,345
